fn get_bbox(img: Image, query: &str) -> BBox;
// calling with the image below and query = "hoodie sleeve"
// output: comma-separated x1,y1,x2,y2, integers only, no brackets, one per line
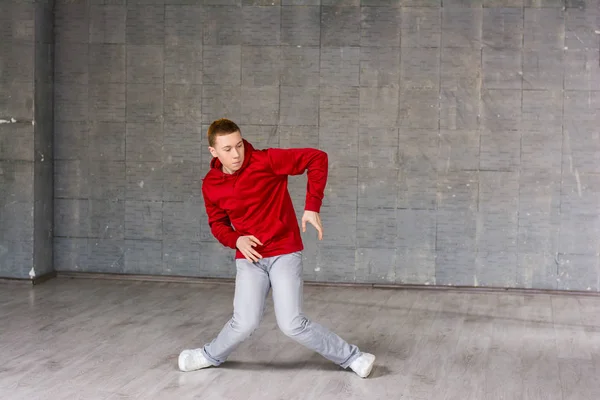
202,185,241,249
267,147,328,213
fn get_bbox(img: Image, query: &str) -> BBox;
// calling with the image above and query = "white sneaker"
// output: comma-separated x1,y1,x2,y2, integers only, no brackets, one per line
349,353,376,378
178,348,213,372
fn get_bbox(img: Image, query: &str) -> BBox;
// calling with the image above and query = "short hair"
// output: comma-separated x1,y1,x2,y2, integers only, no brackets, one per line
207,118,241,147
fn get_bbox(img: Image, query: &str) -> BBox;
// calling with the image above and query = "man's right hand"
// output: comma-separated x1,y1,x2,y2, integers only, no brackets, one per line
236,235,263,263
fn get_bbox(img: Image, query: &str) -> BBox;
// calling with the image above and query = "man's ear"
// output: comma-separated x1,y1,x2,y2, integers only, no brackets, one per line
208,146,217,158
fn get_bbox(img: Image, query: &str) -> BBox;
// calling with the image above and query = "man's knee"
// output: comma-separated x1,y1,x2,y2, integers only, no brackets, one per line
277,315,307,337
231,315,261,338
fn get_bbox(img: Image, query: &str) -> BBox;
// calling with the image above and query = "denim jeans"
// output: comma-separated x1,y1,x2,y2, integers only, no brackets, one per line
201,251,362,368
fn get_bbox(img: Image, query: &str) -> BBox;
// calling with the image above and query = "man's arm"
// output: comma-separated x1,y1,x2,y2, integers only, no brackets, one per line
267,147,328,213
202,186,241,249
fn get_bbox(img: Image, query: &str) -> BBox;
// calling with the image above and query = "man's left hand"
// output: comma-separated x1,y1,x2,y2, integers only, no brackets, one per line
302,210,323,240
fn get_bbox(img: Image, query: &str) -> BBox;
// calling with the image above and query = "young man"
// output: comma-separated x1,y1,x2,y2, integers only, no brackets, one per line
178,119,376,378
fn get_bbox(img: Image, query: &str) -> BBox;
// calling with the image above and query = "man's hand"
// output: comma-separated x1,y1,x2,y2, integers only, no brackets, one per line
236,235,263,262
302,210,323,240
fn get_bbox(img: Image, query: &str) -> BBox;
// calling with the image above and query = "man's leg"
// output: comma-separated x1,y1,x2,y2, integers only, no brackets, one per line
268,252,364,369
179,259,270,371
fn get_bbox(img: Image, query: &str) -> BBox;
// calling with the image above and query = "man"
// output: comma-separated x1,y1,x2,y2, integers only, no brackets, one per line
178,119,376,378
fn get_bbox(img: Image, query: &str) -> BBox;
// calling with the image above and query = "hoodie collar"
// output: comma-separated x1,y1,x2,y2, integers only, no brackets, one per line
209,138,254,177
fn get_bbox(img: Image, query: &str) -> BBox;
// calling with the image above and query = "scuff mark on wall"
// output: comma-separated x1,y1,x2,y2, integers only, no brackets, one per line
574,169,582,197
564,129,573,173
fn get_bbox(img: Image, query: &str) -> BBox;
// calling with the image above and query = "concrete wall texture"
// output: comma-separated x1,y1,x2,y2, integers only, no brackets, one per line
0,0,54,279
1,0,599,291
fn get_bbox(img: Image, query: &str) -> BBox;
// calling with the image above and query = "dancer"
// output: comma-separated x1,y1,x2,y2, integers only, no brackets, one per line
178,119,376,378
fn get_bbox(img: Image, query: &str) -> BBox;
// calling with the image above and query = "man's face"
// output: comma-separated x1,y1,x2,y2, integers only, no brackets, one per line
209,131,245,174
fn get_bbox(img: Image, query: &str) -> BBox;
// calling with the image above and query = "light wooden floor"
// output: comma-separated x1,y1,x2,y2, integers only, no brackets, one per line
2,278,600,400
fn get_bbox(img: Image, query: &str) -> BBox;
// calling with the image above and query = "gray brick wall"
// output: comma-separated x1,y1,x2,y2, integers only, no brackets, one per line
0,0,54,279
51,0,600,291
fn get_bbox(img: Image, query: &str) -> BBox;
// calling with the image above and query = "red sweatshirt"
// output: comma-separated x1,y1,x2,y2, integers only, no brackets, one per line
201,139,328,260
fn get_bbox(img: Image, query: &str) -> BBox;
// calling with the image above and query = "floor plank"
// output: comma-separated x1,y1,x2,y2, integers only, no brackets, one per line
2,279,600,399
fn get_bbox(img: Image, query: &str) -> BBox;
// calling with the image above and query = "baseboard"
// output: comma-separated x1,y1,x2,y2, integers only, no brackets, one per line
32,271,57,285
0,277,33,285
0,270,56,285
56,271,236,285
370,283,600,297
53,271,600,297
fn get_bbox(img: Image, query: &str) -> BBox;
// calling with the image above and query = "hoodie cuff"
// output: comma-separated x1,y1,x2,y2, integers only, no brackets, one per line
305,198,322,213
225,232,242,249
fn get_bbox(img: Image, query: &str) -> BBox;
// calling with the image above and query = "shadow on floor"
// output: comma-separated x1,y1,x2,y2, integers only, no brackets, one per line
174,359,392,378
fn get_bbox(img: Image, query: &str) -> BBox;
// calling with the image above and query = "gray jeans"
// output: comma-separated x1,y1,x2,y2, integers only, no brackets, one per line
201,251,362,368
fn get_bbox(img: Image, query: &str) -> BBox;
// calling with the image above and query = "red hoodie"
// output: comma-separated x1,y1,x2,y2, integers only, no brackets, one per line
201,139,328,260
